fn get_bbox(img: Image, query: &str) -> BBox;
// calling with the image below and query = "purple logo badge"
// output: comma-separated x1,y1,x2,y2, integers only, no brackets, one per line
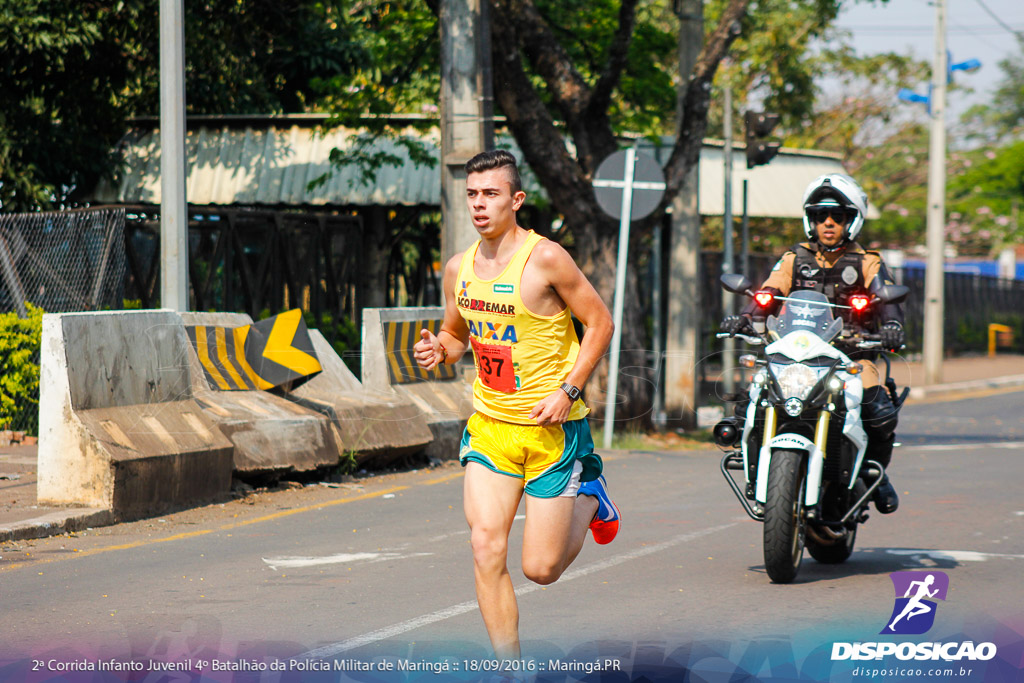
881,571,949,635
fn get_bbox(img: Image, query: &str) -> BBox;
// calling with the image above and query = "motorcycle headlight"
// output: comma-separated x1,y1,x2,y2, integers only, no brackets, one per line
770,362,826,401
784,397,804,417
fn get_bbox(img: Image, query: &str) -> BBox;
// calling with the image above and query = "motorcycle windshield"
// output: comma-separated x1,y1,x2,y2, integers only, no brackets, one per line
768,290,842,343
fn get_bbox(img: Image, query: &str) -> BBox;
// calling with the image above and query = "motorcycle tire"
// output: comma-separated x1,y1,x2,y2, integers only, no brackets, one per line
807,526,857,564
763,449,806,584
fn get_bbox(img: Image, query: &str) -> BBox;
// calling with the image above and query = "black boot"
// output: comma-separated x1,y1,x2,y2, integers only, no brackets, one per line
873,474,899,514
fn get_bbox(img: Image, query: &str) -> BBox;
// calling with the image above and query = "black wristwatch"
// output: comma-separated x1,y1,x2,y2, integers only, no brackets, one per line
560,382,581,401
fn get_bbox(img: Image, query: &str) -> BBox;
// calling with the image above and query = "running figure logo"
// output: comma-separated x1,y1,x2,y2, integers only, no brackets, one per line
881,571,949,635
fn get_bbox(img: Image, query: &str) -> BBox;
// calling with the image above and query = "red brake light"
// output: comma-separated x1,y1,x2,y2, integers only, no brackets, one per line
849,294,870,312
754,291,774,307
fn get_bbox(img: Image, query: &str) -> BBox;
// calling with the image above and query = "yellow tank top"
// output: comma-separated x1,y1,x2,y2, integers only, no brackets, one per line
457,230,590,425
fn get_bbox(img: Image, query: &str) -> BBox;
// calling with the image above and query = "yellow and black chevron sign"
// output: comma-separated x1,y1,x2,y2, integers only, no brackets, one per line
186,309,322,391
385,318,457,385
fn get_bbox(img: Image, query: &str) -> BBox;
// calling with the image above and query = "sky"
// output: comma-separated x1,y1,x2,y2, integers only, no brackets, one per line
834,0,1024,117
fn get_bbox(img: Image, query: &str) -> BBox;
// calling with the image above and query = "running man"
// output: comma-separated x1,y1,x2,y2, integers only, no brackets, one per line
413,150,616,659
889,574,940,631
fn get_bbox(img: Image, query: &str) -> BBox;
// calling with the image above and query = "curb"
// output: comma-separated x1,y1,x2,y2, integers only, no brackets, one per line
0,508,113,543
906,374,1024,402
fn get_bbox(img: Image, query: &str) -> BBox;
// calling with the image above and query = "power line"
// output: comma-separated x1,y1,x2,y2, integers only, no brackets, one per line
843,24,1023,34
971,0,1024,39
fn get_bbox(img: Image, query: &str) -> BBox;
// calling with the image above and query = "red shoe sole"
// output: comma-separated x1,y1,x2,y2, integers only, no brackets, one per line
590,518,619,545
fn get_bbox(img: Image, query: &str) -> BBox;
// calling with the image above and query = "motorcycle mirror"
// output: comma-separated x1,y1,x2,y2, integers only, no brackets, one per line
720,273,753,295
875,284,909,305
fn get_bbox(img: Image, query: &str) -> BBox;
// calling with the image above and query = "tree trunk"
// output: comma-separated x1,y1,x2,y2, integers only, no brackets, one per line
484,0,750,429
360,206,390,310
573,223,653,429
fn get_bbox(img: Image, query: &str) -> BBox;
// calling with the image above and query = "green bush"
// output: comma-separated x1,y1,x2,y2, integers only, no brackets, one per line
0,303,44,434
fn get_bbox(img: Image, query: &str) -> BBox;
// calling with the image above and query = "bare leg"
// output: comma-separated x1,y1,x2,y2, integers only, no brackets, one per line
463,463,525,658
520,492,598,585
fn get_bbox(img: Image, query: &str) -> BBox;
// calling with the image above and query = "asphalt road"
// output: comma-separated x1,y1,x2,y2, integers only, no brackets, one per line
1,389,1022,680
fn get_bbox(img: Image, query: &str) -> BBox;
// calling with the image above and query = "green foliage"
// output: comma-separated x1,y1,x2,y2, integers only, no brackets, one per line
712,0,843,129
0,303,44,434
311,0,440,188
1,0,365,212
0,0,134,210
946,141,1024,254
961,37,1024,144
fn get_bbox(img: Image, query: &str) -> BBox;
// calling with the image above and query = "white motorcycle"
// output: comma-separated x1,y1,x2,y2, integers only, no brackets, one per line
714,274,909,583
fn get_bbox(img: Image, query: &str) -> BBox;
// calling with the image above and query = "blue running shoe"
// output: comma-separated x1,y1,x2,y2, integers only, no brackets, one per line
578,475,620,544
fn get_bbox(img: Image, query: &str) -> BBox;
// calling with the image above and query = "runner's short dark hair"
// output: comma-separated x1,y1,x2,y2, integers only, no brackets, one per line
465,150,522,195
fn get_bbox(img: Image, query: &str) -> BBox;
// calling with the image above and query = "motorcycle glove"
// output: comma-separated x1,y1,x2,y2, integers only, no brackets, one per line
880,321,905,352
721,315,753,336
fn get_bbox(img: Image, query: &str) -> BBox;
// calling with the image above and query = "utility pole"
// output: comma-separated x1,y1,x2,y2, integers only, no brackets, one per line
159,0,188,311
664,0,703,429
440,0,494,264
923,0,948,385
741,180,750,277
722,85,735,395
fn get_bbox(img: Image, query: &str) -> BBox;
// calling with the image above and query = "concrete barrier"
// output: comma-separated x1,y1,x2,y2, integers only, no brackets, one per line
181,312,343,474
38,310,234,519
289,330,433,468
361,307,475,460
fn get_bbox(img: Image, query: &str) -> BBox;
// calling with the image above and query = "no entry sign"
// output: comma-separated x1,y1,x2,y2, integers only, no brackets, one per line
593,149,666,221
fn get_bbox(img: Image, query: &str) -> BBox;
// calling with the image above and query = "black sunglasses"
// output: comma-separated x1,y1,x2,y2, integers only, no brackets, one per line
807,208,855,225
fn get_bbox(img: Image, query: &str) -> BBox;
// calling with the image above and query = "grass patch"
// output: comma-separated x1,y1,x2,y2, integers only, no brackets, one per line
609,428,716,451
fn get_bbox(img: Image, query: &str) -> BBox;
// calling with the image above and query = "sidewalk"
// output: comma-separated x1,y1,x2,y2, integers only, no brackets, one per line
3,354,1023,544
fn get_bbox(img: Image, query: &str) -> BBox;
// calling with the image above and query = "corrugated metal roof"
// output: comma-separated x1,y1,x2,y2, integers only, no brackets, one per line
94,120,873,219
97,124,443,207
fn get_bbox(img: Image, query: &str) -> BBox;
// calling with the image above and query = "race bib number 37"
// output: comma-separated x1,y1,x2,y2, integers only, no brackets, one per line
470,339,516,393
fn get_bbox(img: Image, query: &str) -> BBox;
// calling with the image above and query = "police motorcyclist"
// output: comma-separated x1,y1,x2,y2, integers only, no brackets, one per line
721,174,903,514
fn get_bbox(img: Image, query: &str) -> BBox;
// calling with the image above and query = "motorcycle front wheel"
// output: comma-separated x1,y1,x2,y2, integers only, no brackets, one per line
763,449,806,583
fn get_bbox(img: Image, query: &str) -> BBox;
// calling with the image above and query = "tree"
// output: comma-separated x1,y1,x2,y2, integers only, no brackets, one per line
0,0,136,210
961,37,1024,144
0,0,364,212
946,141,1024,254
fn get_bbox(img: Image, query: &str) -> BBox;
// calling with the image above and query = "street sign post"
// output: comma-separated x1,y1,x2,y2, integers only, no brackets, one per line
593,148,666,449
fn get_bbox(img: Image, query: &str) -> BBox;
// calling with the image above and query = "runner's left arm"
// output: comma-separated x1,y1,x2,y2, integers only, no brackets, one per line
528,241,613,425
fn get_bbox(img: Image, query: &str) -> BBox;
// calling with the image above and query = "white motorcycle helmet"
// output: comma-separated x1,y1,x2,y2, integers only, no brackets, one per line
801,174,869,244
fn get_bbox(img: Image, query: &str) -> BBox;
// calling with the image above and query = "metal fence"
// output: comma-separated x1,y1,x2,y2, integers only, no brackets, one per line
899,268,1024,355
0,208,127,315
121,206,363,328
0,208,127,433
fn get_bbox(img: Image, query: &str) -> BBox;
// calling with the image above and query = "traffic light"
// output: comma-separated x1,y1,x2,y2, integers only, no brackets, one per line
744,111,780,169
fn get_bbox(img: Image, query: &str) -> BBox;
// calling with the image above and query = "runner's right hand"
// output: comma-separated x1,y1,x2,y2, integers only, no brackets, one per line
414,329,441,370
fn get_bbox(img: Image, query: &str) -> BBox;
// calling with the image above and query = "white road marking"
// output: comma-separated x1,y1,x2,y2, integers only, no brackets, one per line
262,552,431,570
904,441,1024,452
298,522,738,659
886,549,1024,563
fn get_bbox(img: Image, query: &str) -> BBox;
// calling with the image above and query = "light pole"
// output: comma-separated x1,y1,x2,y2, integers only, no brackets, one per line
923,0,948,386
899,0,979,385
